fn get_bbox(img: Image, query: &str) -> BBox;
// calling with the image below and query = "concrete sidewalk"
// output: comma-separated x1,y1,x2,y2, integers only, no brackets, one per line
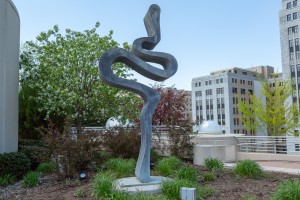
225,161,300,175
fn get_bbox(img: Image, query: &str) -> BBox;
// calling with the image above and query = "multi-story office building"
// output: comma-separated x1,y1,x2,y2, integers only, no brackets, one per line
191,66,274,135
279,0,300,109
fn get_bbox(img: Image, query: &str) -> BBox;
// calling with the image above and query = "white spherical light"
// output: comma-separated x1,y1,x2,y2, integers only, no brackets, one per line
199,120,221,135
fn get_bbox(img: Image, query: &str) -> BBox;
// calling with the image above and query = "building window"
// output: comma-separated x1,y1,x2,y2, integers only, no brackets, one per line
241,88,246,95
293,12,298,20
291,65,296,78
288,27,293,35
199,82,201,86
194,83,198,87
293,0,298,7
289,25,299,35
216,87,224,95
290,53,295,60
289,39,294,53
205,89,212,96
220,78,223,83
287,14,292,22
295,144,300,151
195,91,202,97
209,80,212,85
232,87,238,94
287,2,292,9
216,79,219,84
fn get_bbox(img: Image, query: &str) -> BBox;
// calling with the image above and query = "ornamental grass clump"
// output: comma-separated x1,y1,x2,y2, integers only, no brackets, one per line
176,165,199,182
155,156,182,177
92,172,115,199
36,162,56,174
0,174,16,186
234,160,264,178
22,171,39,187
204,157,224,171
106,158,135,178
272,179,300,200
161,179,216,200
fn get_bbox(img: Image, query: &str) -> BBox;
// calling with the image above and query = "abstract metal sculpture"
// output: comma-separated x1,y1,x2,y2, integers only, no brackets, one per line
98,4,177,183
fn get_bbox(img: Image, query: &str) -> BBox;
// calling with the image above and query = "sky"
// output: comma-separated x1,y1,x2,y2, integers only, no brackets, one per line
12,0,282,90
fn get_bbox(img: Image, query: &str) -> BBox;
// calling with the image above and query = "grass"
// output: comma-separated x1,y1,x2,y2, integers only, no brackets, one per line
0,174,16,186
75,187,87,198
161,179,216,200
106,158,135,178
92,172,114,199
204,157,224,171
36,162,56,174
272,179,300,200
203,172,216,181
155,156,183,177
22,171,39,187
234,160,264,178
176,165,199,182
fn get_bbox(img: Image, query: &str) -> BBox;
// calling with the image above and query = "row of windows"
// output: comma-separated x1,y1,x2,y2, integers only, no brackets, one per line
287,0,298,9
232,78,253,85
232,87,253,95
289,38,300,53
291,64,300,78
194,78,224,87
287,12,298,22
233,129,255,135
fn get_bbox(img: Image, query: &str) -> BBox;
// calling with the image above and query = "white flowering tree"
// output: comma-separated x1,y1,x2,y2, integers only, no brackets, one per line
19,23,141,134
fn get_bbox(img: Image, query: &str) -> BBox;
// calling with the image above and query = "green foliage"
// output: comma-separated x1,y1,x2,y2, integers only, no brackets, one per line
22,171,39,187
155,156,183,177
75,187,87,198
135,193,168,200
101,128,141,159
176,166,199,182
19,139,52,170
36,162,56,174
234,160,264,178
106,158,135,178
109,190,132,200
92,172,114,199
161,179,216,200
203,172,216,181
0,174,16,186
0,152,31,179
238,75,300,136
204,157,224,171
272,179,300,200
41,119,103,179
19,23,141,131
244,196,256,200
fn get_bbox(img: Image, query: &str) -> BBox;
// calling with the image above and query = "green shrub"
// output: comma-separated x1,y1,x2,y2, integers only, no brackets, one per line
161,179,216,200
36,162,56,174
155,156,182,177
0,152,31,179
22,171,39,187
204,157,224,171
176,166,199,182
0,174,16,186
106,158,135,178
19,141,52,170
272,179,300,200
109,190,132,200
135,193,168,200
203,172,216,181
92,172,115,198
234,160,264,178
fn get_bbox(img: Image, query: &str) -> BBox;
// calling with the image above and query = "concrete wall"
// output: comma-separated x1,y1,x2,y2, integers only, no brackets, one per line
0,0,20,153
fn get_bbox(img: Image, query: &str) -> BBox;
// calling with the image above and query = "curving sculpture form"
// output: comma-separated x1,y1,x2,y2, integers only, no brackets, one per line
98,4,177,183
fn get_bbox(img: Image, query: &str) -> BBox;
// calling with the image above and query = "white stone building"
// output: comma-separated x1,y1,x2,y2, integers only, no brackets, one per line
191,66,274,135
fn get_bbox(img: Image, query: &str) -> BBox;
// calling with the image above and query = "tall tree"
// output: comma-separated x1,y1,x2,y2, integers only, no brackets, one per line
19,23,141,133
151,84,187,126
238,75,300,136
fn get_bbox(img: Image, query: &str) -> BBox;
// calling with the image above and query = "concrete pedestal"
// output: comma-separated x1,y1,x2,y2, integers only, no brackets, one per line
115,176,171,194
0,0,20,153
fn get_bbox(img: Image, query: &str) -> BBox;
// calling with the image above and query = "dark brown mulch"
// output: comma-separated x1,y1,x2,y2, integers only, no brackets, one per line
0,167,298,200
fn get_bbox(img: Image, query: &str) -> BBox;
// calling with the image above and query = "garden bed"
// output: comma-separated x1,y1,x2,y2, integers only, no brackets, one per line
0,165,298,200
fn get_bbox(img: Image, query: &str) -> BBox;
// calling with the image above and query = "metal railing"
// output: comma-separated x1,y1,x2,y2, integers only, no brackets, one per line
236,136,300,154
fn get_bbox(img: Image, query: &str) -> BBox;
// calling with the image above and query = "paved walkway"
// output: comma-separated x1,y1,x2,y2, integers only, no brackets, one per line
225,161,300,175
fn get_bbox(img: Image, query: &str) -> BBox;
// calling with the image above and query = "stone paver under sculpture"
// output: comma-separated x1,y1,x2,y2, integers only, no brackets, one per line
98,4,177,184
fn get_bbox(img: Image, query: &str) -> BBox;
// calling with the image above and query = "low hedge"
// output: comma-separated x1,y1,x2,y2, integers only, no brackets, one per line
0,152,31,179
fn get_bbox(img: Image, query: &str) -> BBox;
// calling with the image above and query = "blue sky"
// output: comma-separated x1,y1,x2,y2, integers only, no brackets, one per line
12,0,282,90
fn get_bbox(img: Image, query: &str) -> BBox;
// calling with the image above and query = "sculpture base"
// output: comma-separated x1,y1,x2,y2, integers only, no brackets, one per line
115,176,171,194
